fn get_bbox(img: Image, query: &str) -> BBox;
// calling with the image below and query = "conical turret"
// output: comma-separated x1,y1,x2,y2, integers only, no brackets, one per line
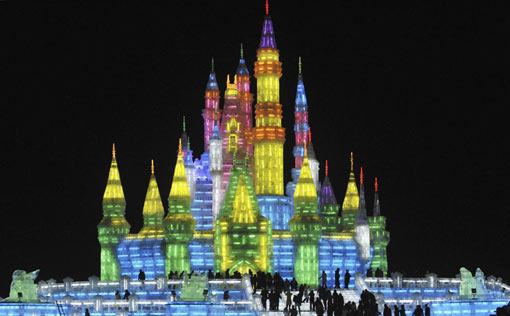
340,153,359,232
320,160,340,232
293,57,309,170
236,43,254,157
97,143,130,281
164,139,196,274
138,160,165,238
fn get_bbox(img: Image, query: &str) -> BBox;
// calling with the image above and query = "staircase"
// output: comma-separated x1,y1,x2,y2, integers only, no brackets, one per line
253,289,360,316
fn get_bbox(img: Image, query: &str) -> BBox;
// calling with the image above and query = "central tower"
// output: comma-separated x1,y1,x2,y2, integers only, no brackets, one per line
253,5,285,196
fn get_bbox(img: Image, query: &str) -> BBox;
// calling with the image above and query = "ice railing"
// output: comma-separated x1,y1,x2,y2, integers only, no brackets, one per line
36,275,258,314
354,272,510,304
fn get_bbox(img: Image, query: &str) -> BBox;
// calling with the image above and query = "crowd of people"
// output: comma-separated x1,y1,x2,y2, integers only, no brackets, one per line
130,268,449,315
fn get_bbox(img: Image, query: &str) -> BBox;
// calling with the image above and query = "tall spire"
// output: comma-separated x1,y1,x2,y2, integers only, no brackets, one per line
325,160,328,177
357,167,368,222
139,160,165,237
204,56,220,151
293,57,309,169
373,177,381,216
259,2,277,49
240,42,244,59
294,153,317,202
103,145,126,208
168,139,192,214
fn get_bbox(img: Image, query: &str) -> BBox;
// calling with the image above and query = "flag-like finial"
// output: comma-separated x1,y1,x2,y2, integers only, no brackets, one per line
183,116,186,132
350,152,354,171
240,43,244,59
360,167,364,184
226,74,230,85
304,139,308,157
178,138,182,155
112,143,116,158
298,56,302,74
325,159,329,177
375,177,378,192
308,128,312,143
265,0,269,15
234,74,237,84
151,159,155,175
211,57,215,72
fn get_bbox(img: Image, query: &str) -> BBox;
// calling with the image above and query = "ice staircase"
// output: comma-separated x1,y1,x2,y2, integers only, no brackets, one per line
252,289,360,316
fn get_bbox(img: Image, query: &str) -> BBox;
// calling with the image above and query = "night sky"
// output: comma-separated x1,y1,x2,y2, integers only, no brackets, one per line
3,1,507,297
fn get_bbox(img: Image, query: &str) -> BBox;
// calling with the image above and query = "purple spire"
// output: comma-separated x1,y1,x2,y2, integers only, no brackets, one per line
320,176,338,208
357,167,368,222
259,15,277,49
206,58,219,91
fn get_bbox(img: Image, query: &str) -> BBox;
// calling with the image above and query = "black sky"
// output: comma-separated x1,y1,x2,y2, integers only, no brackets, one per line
2,1,507,297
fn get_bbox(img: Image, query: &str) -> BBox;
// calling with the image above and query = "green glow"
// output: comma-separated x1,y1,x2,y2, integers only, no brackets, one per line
290,156,322,287
6,270,39,302
369,216,390,275
164,146,196,274
97,154,130,280
215,161,272,274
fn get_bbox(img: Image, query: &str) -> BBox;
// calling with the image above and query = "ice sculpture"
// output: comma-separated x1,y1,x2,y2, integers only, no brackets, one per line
7,270,39,302
180,273,208,301
459,267,487,299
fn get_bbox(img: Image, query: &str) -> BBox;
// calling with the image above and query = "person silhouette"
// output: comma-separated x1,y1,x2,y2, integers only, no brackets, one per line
394,305,399,316
412,305,423,316
123,290,130,300
383,304,392,316
138,269,146,286
399,304,406,316
424,304,430,316
334,268,340,289
321,270,328,288
344,270,351,289
84,308,90,316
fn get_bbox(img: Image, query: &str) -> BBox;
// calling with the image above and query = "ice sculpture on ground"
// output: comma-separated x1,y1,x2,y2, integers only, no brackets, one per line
459,267,487,299
180,273,208,301
6,270,39,302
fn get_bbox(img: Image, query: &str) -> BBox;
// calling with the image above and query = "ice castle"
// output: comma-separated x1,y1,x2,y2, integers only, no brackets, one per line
1,3,509,316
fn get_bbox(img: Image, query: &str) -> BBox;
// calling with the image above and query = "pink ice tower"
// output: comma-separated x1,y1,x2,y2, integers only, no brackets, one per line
293,57,309,169
202,58,220,151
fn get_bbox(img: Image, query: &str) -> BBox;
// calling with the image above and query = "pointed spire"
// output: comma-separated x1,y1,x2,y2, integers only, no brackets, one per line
236,43,250,76
168,139,191,207
373,177,381,216
259,2,277,49
136,159,165,238
325,160,329,177
294,149,317,201
342,153,359,211
182,116,186,132
298,56,302,74
232,174,256,224
103,146,126,208
357,167,368,222
206,58,219,91
240,43,244,59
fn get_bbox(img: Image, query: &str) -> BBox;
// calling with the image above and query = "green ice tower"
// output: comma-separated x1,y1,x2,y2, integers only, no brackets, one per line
164,139,196,274
97,144,131,280
214,155,272,274
290,148,322,287
368,177,390,275
340,153,359,232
